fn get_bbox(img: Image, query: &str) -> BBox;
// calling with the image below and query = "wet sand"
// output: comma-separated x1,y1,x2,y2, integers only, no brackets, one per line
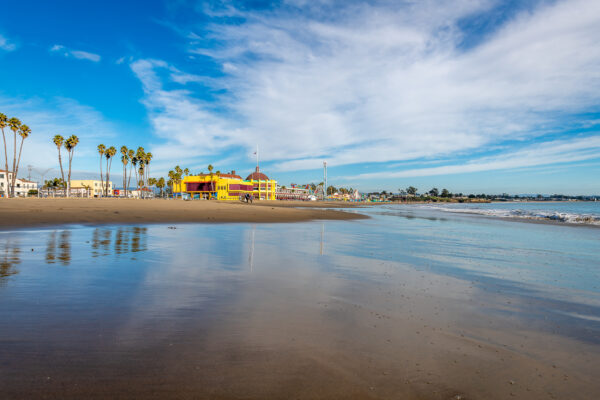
1,207,599,399
0,198,367,229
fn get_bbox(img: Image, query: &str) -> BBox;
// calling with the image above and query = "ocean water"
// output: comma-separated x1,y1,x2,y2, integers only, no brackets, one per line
415,201,600,225
1,209,599,398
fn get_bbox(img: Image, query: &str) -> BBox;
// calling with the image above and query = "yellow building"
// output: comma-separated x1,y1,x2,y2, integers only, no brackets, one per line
70,179,113,197
173,168,276,200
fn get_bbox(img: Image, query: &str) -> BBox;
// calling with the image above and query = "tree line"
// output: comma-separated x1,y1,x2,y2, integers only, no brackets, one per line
0,113,31,198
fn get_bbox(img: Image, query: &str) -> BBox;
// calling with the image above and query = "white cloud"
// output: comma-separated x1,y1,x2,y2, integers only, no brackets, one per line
346,135,600,179
0,34,16,51
50,44,101,62
132,0,600,173
70,50,101,62
0,96,118,176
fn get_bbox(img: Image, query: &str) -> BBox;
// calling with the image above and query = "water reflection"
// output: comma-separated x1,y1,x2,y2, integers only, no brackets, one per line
92,227,147,257
320,223,325,256
0,236,20,283
45,230,71,266
248,225,255,272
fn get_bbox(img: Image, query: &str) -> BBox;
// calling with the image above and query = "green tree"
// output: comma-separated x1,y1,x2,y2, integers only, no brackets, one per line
406,186,418,196
440,188,450,198
64,135,79,198
54,135,66,196
429,188,439,197
7,117,21,197
97,144,106,197
127,148,135,194
156,177,165,198
0,113,9,197
120,146,129,197
105,146,117,196
12,124,30,197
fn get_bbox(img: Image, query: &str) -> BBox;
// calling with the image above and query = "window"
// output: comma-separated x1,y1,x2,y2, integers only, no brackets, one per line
0,174,3,178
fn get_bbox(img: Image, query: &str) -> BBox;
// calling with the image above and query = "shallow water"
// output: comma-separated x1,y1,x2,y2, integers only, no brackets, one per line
1,209,599,399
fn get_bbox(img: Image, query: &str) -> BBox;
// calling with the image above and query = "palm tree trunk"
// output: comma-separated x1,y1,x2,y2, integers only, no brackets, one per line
105,158,110,197
13,137,25,197
1,128,9,198
99,155,103,198
11,131,16,197
123,163,126,199
57,148,66,197
66,150,73,198
127,164,133,197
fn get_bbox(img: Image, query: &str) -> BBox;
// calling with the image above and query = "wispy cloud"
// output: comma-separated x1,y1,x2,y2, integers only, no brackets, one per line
0,96,117,173
131,0,600,175
50,44,101,62
346,135,600,179
0,34,16,51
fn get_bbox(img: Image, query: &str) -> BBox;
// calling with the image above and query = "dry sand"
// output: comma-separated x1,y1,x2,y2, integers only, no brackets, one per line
0,198,367,229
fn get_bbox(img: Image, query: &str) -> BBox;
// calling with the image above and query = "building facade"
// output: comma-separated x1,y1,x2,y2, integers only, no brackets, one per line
173,168,276,201
276,184,311,200
0,170,38,197
70,180,113,197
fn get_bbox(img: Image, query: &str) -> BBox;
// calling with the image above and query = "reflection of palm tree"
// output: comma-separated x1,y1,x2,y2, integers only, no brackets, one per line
46,231,57,263
57,230,71,266
0,236,20,284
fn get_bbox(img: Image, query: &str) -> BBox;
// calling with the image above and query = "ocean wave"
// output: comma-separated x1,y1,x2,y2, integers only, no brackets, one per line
425,206,600,226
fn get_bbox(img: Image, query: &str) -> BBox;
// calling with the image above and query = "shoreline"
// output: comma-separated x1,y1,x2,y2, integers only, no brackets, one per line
0,198,368,230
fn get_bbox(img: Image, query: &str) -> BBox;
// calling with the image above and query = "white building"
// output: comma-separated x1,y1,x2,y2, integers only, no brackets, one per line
0,169,38,197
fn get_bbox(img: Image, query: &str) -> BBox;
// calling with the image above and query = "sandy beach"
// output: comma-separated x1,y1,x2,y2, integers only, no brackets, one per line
0,198,368,229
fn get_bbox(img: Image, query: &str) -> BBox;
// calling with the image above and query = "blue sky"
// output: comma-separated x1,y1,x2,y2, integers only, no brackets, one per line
0,0,599,194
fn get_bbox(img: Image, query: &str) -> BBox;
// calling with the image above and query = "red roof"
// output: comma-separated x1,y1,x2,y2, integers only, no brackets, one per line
246,167,269,181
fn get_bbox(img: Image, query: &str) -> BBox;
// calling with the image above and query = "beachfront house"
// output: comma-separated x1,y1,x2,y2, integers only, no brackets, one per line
0,169,38,197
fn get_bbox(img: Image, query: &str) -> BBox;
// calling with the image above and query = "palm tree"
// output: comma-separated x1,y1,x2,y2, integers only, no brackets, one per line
167,170,175,197
97,144,106,197
12,124,30,197
157,177,165,198
105,146,117,196
120,146,128,197
135,147,145,196
207,164,215,195
145,152,153,190
64,135,78,198
183,168,189,177
7,118,21,197
148,177,157,197
54,135,66,197
0,113,9,197
127,149,135,194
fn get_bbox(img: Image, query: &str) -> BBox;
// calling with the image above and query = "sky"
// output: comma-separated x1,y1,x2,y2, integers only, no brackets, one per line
0,0,599,195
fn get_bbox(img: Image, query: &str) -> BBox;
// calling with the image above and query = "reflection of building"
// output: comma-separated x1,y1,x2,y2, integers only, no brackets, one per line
174,168,276,200
0,170,38,197
70,180,113,197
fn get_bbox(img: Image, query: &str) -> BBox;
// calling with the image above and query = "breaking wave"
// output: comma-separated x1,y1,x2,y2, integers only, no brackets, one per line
426,206,600,226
